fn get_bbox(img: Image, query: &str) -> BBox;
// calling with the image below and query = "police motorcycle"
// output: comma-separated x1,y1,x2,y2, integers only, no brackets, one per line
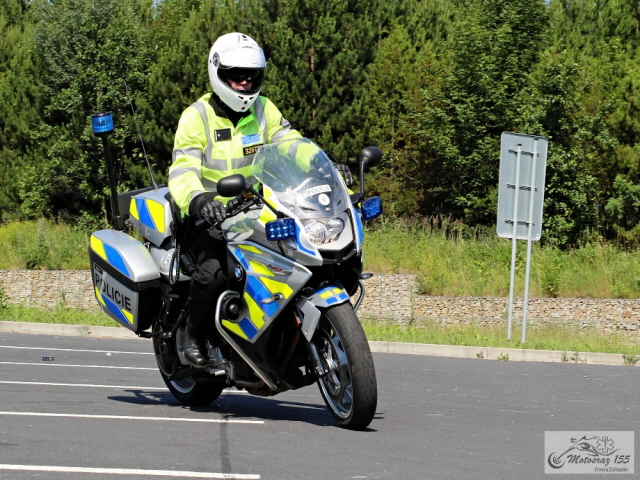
88,113,382,430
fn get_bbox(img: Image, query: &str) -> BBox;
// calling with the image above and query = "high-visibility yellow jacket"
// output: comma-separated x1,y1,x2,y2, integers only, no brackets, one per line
169,93,301,214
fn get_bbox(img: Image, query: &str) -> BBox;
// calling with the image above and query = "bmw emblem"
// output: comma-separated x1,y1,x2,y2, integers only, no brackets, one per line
234,265,244,280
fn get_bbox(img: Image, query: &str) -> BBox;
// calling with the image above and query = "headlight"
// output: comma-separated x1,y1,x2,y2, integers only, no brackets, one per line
304,217,345,246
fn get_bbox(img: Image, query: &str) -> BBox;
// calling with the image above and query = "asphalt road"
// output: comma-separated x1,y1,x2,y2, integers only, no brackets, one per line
0,332,638,479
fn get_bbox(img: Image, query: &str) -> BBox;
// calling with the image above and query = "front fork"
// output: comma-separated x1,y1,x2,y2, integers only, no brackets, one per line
303,275,372,378
307,340,329,378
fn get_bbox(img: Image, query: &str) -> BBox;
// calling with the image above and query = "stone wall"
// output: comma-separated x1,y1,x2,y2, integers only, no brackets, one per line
0,270,97,311
2,270,638,340
354,274,639,341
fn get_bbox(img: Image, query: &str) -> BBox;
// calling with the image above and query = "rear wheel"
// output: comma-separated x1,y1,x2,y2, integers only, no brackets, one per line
314,303,377,430
153,323,223,406
160,374,224,406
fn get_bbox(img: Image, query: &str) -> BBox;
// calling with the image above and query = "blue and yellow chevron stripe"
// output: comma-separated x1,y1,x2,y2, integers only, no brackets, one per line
130,197,166,234
223,245,295,341
90,235,130,278
317,287,349,305
94,286,134,326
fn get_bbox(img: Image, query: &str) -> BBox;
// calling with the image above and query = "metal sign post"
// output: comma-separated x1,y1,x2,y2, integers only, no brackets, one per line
497,132,548,342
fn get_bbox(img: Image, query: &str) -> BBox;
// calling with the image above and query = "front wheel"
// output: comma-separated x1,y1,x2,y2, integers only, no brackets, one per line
313,303,377,430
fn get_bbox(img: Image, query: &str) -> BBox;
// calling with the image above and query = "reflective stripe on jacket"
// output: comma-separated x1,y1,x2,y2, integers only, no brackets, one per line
169,93,301,213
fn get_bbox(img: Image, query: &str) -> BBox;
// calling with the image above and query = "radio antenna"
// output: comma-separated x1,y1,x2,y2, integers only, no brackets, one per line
124,81,159,189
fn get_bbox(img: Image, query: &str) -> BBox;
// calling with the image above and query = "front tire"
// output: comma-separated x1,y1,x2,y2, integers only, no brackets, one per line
313,303,377,430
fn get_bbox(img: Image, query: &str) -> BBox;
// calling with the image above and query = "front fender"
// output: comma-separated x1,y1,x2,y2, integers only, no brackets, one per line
295,286,350,341
311,286,351,307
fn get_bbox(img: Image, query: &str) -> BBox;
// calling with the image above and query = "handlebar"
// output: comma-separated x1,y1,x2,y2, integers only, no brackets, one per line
193,195,258,230
194,217,210,229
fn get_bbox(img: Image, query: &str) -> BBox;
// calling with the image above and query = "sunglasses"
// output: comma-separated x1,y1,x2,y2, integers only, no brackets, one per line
223,68,261,82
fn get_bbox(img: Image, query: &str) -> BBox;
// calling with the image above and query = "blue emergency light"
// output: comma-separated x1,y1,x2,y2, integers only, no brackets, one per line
361,196,383,220
91,111,123,229
91,112,115,136
265,218,297,241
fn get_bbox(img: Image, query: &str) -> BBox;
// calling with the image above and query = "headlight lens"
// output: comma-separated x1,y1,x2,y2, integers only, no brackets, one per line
304,217,345,245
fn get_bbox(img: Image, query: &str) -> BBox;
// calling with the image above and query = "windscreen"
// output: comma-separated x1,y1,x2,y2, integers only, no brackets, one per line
252,138,350,220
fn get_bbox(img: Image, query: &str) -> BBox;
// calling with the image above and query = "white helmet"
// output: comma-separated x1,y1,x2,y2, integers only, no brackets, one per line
208,32,267,112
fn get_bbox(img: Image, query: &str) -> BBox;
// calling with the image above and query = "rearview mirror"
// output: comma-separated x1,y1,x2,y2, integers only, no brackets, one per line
359,146,382,172
217,174,247,198
358,146,382,200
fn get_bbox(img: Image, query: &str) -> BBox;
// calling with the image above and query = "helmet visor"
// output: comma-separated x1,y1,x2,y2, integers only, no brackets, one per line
221,68,262,82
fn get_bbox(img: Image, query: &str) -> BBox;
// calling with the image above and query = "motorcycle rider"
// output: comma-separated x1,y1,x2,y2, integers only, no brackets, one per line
169,32,353,366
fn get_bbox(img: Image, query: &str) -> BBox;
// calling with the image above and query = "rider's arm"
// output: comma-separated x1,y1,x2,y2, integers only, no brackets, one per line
168,106,207,214
262,97,302,144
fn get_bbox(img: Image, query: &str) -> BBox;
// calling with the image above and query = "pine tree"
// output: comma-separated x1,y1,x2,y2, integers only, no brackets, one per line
363,0,459,217
438,0,550,224
139,0,266,176
258,0,388,162
364,23,451,216
546,0,640,242
22,0,154,223
0,0,43,218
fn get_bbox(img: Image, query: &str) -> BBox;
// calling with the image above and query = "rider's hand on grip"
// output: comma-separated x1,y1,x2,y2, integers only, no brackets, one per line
334,163,354,187
226,194,244,215
190,192,227,226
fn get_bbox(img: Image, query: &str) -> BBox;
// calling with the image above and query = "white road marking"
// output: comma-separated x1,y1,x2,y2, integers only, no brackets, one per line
0,380,167,389
0,411,264,424
0,464,259,478
0,345,152,355
0,380,249,394
0,361,156,370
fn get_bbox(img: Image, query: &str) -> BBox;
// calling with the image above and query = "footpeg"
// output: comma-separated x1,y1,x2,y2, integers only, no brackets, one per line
207,346,227,369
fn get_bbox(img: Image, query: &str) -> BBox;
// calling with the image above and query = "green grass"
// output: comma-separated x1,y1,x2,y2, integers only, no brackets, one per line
2,305,639,356
0,219,91,270
361,318,640,355
0,305,122,327
3,217,640,299
363,217,640,298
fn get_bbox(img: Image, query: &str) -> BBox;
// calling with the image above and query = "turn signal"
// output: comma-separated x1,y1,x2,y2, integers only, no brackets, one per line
362,196,383,220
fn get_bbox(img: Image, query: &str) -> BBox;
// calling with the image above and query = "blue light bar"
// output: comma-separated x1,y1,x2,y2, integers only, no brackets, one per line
362,196,383,220
266,218,297,241
91,112,114,136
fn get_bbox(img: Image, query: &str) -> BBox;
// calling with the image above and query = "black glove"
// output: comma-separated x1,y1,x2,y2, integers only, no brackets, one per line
189,192,227,225
334,163,354,187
